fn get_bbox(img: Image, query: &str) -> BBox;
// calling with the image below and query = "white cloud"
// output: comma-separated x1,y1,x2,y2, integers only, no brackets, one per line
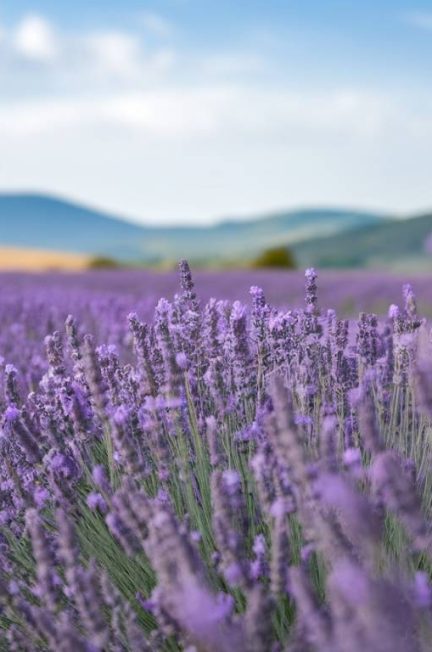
404,11,432,30
0,90,229,137
13,15,58,62
3,12,432,223
84,32,143,79
139,11,172,38
200,53,266,76
0,16,174,85
0,87,395,139
2,83,432,224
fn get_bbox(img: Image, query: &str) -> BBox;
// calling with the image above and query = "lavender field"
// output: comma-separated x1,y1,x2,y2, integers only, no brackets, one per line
0,263,432,651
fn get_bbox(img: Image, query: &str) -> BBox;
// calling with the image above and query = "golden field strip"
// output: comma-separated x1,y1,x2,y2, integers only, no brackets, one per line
0,247,92,271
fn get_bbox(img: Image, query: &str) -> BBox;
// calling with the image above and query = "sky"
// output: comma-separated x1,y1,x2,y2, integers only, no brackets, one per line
1,1,432,225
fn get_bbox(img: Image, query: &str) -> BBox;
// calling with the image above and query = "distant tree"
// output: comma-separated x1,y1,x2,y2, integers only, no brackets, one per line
88,256,120,269
252,246,297,269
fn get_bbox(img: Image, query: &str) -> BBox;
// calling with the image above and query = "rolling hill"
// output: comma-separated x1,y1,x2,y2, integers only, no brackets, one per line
0,193,389,264
0,194,149,261
292,212,432,271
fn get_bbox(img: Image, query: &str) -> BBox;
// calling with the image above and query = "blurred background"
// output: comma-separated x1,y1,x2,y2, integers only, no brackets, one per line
1,1,432,272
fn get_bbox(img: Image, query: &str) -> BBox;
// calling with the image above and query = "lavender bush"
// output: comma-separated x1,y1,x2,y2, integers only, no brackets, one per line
0,262,431,651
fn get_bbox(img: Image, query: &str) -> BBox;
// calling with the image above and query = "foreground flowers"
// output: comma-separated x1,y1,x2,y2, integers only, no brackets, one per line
0,262,431,651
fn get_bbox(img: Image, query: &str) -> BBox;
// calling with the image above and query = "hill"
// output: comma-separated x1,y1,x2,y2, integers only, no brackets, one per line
0,194,150,261
0,194,389,263
292,213,432,271
149,208,389,263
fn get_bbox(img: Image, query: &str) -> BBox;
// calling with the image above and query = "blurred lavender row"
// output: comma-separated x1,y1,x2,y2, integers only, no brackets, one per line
2,267,432,313
0,264,431,651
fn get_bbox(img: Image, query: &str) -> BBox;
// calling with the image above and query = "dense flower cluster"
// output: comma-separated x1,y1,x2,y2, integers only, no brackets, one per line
0,262,431,651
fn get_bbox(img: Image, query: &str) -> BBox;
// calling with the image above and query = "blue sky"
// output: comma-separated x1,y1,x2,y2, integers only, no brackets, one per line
1,1,432,224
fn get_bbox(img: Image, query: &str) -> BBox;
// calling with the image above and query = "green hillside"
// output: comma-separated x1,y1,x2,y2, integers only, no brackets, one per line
293,213,432,270
0,194,389,264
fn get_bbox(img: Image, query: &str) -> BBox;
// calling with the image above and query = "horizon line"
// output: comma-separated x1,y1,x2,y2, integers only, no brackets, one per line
0,188,420,228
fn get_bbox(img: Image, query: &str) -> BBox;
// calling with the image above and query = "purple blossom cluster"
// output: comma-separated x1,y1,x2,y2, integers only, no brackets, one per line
0,262,431,650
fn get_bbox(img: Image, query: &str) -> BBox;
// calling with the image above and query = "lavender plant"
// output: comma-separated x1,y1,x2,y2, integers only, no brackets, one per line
0,262,431,650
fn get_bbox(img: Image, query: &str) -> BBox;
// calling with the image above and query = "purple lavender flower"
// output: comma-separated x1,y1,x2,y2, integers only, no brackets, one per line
86,492,107,513
0,263,431,650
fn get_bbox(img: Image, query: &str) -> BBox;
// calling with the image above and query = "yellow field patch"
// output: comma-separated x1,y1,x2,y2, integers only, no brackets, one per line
0,247,92,271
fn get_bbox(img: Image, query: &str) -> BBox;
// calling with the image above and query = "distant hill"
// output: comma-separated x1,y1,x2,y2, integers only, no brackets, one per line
165,208,389,263
0,194,150,261
0,193,389,264
292,213,432,271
